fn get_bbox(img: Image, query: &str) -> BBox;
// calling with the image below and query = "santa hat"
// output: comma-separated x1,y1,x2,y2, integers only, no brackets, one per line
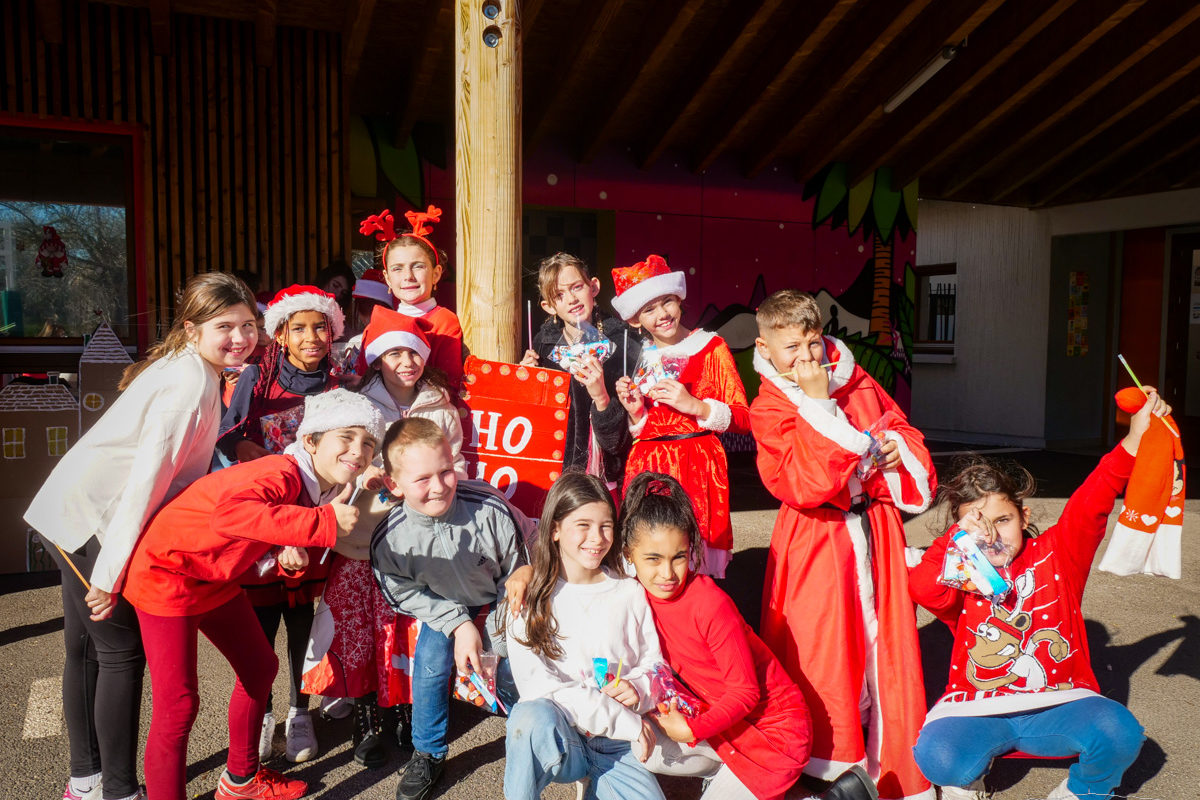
1098,386,1185,579
610,254,687,321
353,269,392,305
263,284,346,340
295,388,386,445
361,305,431,366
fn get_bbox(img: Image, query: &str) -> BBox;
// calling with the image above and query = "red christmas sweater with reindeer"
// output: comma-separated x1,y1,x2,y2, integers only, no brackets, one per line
910,444,1135,723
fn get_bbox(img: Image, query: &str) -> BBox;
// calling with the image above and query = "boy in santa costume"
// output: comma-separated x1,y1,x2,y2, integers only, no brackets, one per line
749,290,935,800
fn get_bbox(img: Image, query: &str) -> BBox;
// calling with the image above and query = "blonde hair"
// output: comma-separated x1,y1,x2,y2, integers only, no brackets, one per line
535,252,593,305
119,272,256,390
382,416,448,473
756,289,823,333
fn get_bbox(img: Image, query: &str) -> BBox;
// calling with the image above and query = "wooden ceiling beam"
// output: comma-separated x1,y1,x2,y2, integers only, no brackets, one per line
526,0,626,148
1101,128,1200,200
786,0,1003,185
985,27,1200,203
342,0,378,79
838,0,1079,189
395,0,450,145
691,0,865,175
946,1,1200,201
638,0,791,170
578,0,701,164
149,0,172,56
745,0,937,178
255,0,278,67
1030,88,1200,206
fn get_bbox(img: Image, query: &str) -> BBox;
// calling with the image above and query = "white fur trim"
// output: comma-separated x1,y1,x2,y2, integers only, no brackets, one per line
1099,520,1181,579
697,398,732,433
823,336,858,394
395,298,437,317
753,348,870,455
264,292,346,339
881,430,934,514
611,270,687,321
353,278,392,305
655,328,716,359
364,330,431,365
295,388,386,445
1146,523,1182,579
629,413,648,437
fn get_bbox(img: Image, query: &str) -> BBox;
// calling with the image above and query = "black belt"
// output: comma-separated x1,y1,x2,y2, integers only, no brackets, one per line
821,496,872,515
644,430,714,442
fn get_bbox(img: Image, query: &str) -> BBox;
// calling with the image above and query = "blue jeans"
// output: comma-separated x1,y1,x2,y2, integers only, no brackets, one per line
913,696,1144,798
504,698,665,800
410,620,518,757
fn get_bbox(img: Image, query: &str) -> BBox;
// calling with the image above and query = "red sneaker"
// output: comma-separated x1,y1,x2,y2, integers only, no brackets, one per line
214,768,308,800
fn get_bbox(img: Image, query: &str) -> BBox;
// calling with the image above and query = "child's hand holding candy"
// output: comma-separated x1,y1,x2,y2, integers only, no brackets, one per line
601,676,639,709
879,437,901,470
654,697,696,744
571,353,611,410
647,379,705,418
519,349,540,367
615,376,646,422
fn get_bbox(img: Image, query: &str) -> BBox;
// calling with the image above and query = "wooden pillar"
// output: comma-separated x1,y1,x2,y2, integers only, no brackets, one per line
455,0,522,363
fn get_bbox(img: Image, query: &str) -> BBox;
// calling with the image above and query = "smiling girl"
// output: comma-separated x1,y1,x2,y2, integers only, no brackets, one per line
24,272,258,800
215,284,346,763
610,255,751,578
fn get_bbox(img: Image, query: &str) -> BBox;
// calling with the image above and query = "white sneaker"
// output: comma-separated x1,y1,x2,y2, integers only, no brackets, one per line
1046,778,1079,800
939,783,989,800
285,710,318,763
62,779,102,800
258,711,276,760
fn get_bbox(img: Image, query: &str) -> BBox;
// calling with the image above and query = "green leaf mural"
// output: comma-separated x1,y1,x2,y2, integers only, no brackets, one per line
871,168,901,243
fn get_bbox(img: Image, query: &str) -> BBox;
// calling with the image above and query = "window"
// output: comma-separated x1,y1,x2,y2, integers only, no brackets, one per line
46,425,68,457
83,392,105,411
914,263,956,357
3,427,25,459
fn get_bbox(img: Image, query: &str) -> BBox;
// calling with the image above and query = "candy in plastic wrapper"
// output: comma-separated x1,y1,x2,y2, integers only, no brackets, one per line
633,346,689,394
259,405,305,455
649,663,707,719
592,657,611,689
550,320,614,373
856,416,891,480
938,524,1013,599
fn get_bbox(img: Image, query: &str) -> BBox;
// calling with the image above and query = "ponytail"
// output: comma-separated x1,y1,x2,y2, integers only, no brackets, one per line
620,472,704,570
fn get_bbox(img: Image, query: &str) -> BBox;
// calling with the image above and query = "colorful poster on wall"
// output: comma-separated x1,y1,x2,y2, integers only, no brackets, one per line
458,356,571,518
1066,271,1089,357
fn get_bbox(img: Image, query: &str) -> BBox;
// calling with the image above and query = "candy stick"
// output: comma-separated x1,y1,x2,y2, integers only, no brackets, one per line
526,301,533,352
614,658,624,686
53,542,91,590
1117,354,1180,437
320,483,362,564
778,362,837,381
623,328,628,376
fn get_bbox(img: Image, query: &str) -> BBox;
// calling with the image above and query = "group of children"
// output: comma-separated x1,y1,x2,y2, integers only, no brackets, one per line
24,205,1167,800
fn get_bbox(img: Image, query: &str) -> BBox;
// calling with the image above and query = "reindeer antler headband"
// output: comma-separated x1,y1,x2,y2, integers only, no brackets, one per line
358,205,444,267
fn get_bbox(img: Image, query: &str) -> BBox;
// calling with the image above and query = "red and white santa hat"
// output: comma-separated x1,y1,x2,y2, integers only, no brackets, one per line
352,268,392,305
361,305,431,366
610,254,687,321
263,284,346,340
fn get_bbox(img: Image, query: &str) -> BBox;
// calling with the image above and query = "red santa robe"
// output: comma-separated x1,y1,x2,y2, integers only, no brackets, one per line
750,339,935,800
393,297,464,390
622,329,750,576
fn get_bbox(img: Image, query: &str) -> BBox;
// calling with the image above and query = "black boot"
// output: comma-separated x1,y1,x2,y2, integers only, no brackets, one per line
394,702,413,752
818,765,878,800
353,695,386,768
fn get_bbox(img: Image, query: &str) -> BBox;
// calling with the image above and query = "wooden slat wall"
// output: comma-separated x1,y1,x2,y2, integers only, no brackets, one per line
0,0,348,339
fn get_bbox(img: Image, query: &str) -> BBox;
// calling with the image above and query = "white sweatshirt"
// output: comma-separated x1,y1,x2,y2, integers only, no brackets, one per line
507,570,663,743
24,345,222,592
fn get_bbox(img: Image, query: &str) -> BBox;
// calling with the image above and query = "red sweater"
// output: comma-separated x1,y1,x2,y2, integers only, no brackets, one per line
124,455,339,617
910,445,1135,722
647,575,811,800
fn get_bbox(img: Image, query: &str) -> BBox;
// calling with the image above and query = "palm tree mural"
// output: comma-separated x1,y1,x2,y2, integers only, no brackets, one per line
802,164,919,397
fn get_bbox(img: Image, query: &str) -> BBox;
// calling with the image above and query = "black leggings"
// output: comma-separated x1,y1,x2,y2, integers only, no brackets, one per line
253,602,314,711
53,538,145,800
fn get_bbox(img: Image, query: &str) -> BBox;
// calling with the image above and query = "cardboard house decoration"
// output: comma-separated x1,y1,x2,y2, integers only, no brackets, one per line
0,380,78,572
78,321,132,434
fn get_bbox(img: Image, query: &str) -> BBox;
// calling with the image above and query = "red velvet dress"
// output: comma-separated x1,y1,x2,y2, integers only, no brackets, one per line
621,330,750,574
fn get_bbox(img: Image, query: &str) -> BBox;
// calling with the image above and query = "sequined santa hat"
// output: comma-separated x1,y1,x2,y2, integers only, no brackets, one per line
352,268,392,305
295,388,385,445
610,254,687,321
263,284,346,340
361,305,431,366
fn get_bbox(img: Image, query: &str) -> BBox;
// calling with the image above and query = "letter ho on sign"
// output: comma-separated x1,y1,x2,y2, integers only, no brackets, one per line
458,356,571,518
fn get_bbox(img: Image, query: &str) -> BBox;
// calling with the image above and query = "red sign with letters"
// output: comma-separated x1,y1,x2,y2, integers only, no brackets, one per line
458,356,571,518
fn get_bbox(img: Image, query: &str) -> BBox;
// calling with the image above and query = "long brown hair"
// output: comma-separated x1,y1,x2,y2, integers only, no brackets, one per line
513,471,620,661
936,455,1039,536
119,272,256,390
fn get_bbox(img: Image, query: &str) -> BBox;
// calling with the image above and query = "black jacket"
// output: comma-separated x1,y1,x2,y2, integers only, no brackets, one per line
532,316,642,486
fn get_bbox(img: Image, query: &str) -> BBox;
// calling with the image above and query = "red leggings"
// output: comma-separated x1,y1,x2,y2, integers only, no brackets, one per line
137,593,278,800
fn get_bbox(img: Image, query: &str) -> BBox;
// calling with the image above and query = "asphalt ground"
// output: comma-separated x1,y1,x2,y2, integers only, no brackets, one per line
2,449,1196,800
